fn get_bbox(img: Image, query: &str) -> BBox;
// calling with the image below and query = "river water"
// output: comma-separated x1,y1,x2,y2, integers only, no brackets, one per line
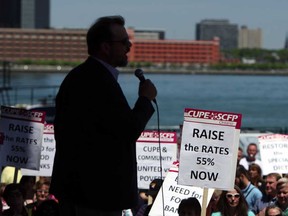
6,72,288,130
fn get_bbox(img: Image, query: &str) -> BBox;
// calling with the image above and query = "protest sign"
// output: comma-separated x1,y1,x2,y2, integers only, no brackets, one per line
21,124,56,176
149,161,214,216
258,134,288,175
137,131,177,189
0,106,45,170
178,108,242,190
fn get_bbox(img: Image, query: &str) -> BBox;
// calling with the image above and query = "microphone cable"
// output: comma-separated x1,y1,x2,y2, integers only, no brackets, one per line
135,69,165,215
153,100,166,216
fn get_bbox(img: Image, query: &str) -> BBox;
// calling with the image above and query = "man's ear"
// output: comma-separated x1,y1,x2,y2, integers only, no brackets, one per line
240,173,246,180
101,42,110,54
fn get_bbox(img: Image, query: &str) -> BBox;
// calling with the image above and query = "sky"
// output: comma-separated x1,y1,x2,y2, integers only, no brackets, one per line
50,0,288,50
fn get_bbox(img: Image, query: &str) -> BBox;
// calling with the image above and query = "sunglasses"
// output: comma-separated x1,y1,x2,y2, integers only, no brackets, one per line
226,193,240,199
108,38,130,46
37,190,49,194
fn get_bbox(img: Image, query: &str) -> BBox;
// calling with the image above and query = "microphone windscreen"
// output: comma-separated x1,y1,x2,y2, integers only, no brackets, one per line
134,69,145,82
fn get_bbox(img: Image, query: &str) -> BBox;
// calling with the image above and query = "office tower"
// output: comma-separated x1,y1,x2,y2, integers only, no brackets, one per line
238,26,262,48
0,0,21,27
285,33,288,49
0,0,50,28
196,19,238,50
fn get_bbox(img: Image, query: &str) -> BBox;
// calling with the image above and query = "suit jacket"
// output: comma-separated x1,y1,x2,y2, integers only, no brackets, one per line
50,57,155,210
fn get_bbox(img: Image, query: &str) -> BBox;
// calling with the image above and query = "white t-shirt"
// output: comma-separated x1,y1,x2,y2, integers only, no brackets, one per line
239,157,262,170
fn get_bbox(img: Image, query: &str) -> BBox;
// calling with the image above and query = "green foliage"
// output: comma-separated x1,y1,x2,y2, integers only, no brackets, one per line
15,59,81,67
223,48,288,62
128,61,153,68
11,48,288,70
218,48,288,70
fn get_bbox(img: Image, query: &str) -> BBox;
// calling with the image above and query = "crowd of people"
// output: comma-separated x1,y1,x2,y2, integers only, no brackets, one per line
207,143,288,216
1,122,287,216
1,141,287,216
0,176,59,216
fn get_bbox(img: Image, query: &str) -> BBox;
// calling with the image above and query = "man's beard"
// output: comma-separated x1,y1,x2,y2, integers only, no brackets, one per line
238,179,245,189
118,59,128,67
247,154,256,162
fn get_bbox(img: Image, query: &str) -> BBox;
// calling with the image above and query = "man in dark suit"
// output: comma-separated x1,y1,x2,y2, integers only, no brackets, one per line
50,15,157,216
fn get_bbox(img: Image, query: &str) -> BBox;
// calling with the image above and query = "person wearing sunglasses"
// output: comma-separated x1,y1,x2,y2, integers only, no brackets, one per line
26,179,57,216
211,185,255,216
50,15,157,216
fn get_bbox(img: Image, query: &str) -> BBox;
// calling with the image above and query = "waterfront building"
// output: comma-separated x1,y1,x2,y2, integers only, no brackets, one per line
196,19,238,50
0,0,50,29
238,26,262,49
0,28,87,62
0,28,220,66
134,29,165,40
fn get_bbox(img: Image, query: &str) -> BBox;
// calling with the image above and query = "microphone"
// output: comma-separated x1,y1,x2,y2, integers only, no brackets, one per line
134,68,156,104
134,68,146,83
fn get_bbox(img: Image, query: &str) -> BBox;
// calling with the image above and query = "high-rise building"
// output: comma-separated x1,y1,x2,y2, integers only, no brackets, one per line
285,33,288,50
0,0,50,29
196,19,238,50
0,0,21,28
238,26,262,49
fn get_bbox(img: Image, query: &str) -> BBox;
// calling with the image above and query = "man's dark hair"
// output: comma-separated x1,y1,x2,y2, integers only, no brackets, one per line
236,164,250,180
86,15,125,55
178,197,201,215
34,199,59,216
2,183,23,203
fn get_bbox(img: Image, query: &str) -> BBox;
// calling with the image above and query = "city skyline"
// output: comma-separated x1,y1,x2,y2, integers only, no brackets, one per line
50,0,288,50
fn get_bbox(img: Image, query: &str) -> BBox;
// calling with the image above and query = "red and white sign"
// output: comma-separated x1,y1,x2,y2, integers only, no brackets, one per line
259,134,288,175
0,106,45,170
136,131,178,189
178,108,242,190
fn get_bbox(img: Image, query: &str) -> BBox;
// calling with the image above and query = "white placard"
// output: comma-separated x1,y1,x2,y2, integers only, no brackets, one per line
178,108,242,190
136,131,178,189
258,134,288,175
149,161,214,216
0,106,45,170
21,124,56,176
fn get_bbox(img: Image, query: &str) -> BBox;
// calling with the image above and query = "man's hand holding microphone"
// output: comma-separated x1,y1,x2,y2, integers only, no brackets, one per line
135,69,157,103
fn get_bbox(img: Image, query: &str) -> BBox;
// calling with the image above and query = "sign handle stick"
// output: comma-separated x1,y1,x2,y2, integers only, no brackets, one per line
201,187,208,216
13,167,19,183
